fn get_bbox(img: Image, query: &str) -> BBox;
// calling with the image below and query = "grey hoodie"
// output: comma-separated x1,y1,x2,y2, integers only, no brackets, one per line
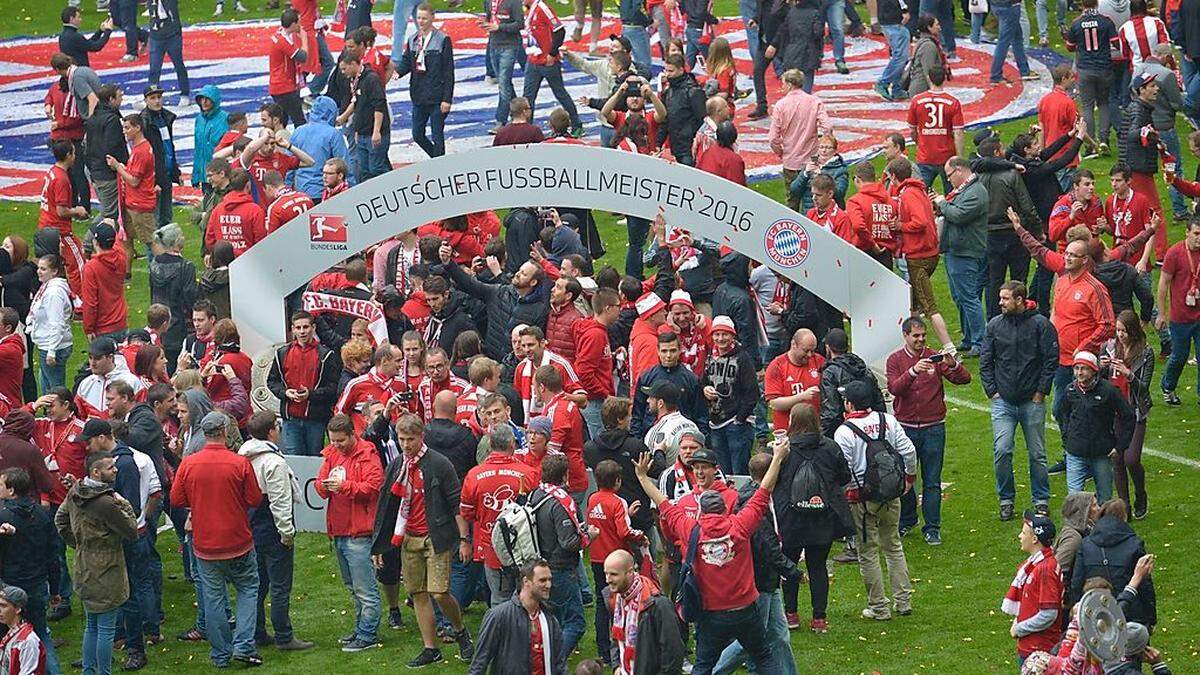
239,438,300,539
1054,491,1094,577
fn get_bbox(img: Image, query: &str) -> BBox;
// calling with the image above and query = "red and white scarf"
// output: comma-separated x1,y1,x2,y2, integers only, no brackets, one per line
389,447,426,546
1001,547,1048,616
540,482,588,546
611,573,651,675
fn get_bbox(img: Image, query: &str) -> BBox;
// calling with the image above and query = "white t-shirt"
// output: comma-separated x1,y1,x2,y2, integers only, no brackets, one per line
131,448,162,530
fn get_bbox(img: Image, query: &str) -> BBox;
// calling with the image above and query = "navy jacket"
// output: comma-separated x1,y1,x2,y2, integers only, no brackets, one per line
1066,11,1118,72
395,30,455,106
58,24,111,67
0,496,61,591
631,364,707,436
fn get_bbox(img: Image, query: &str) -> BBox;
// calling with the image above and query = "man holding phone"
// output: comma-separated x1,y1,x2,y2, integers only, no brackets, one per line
266,311,342,457
884,316,971,546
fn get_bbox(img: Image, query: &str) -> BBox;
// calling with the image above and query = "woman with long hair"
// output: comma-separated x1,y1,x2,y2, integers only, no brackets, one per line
27,254,74,391
451,330,482,380
133,344,171,394
1102,310,1155,519
1,234,38,401
907,14,951,97
704,37,738,117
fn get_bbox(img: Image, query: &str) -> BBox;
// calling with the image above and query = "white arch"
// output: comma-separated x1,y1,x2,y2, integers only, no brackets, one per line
230,144,909,364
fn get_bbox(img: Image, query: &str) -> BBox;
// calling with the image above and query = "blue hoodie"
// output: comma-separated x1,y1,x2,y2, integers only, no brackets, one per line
289,96,350,200
192,84,229,187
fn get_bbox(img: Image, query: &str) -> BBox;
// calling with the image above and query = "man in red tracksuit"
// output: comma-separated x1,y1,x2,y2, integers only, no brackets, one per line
888,159,955,348
80,222,127,342
205,169,266,258
847,163,899,269
573,288,618,438
38,140,89,295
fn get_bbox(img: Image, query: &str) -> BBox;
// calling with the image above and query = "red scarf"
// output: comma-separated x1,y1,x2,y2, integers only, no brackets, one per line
611,574,652,674
389,447,426,546
1002,546,1050,616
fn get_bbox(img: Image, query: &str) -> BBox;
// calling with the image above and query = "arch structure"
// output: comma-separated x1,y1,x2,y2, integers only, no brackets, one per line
231,144,910,365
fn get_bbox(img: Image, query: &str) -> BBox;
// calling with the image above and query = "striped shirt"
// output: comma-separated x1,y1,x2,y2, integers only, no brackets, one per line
1117,14,1169,71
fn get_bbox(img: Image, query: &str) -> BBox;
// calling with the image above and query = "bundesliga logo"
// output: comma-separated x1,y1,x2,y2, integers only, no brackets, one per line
309,214,348,248
764,218,811,269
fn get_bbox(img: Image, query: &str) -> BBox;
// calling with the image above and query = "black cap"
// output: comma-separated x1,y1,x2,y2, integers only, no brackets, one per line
840,380,875,410
79,418,112,442
641,380,681,407
1023,509,1057,546
143,84,165,97
89,336,118,358
686,447,720,467
607,33,633,54
379,285,404,307
125,328,152,344
93,222,117,248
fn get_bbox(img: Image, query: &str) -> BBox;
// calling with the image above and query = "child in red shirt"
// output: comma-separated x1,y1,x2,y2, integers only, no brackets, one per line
1002,511,1063,661
585,460,645,663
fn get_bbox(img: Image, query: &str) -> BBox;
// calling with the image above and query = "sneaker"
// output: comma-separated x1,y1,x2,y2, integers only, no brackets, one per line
341,638,379,653
484,76,497,85
895,605,913,616
747,107,769,121
810,618,829,633
121,54,137,62
832,548,859,564
1133,499,1148,520
786,612,801,629
453,626,474,661
388,607,403,629
1039,37,1049,48
121,654,147,671
232,653,263,667
1163,390,1182,406
213,2,223,15
682,659,694,674
1034,503,1050,516
835,60,849,75
1047,459,1067,475
959,347,981,359
570,126,586,139
406,647,444,667
276,638,314,651
924,531,942,546
873,83,893,101
234,1,249,10
255,634,274,647
999,503,1015,521
898,526,912,538
1098,142,1110,156
1021,72,1041,80
338,632,357,646
861,607,891,621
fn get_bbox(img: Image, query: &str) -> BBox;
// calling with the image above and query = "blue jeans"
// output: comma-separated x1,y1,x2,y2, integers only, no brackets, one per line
117,539,146,657
82,609,119,675
713,589,797,675
1066,454,1114,502
24,582,61,675
148,32,189,95
624,24,652,72
1182,56,1200,120
391,0,420,62
412,103,447,158
450,552,485,612
708,422,754,476
991,398,1050,506
581,401,604,440
879,24,910,96
970,12,985,42
684,26,706,69
334,536,381,642
491,44,520,126
281,418,326,456
918,0,956,55
694,603,782,675
308,31,336,96
111,0,147,57
944,253,987,350
37,346,71,393
196,550,259,665
918,163,949,194
549,567,586,661
1161,129,1187,219
523,62,582,129
1162,321,1200,395
826,0,847,62
1051,364,1074,427
254,533,295,644
990,3,1030,82
898,424,946,536
139,526,163,636
625,216,651,279
1034,0,1068,39
739,0,760,62
351,128,392,184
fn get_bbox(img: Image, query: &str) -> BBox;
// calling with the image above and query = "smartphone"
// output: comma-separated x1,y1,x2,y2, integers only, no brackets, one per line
929,353,945,364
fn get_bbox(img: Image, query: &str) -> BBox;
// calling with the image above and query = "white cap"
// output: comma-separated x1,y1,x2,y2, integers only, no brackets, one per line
635,292,667,319
711,315,737,335
668,289,694,310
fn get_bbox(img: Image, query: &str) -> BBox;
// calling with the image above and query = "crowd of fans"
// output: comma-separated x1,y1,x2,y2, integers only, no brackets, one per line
0,0,1196,672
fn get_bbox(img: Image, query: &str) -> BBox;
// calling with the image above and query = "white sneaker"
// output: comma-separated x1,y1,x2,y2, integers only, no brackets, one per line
213,2,224,15
120,54,136,62
235,1,248,11
484,76,496,85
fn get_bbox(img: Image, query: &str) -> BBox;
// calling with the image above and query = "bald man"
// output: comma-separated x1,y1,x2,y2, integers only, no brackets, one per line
764,328,826,432
603,550,684,674
423,389,479,484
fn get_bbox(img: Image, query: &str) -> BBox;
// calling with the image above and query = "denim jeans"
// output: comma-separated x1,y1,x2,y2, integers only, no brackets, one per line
549,567,586,661
412,103,447,158
991,397,1050,506
351,128,392,184
118,539,146,657
523,62,582,129
1162,321,1200,395
970,11,985,42
1066,454,1114,502
308,31,336,96
581,401,604,440
943,253,987,350
491,44,520,126
281,418,326,456
1181,56,1200,119
898,423,946,536
334,536,381,642
24,582,61,675
918,0,956,55
82,608,119,675
391,0,420,61
111,0,147,56
879,24,910,97
625,216,651,279
1033,0,1067,39
588,562,611,658
196,550,260,665
148,32,189,95
826,0,847,62
684,25,706,69
37,346,71,393
708,422,754,476
713,589,797,675
990,3,1030,83
694,603,782,675
254,533,295,644
138,526,163,635
1160,129,1187,219
624,24,652,73
738,0,760,62
918,163,949,194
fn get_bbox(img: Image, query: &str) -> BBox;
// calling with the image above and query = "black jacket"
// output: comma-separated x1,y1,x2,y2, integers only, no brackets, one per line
1094,259,1154,321
1121,100,1160,175
0,253,35,322
502,208,542,274
123,403,166,487
1069,515,1156,627
0,496,60,591
140,106,181,188
58,24,111,67
631,364,706,436
584,429,655,532
148,252,197,354
681,0,716,27
315,285,374,352
712,253,761,368
735,481,801,591
876,0,908,24
468,595,566,675
774,432,853,547
84,102,126,181
148,0,182,39
1170,0,1200,60
980,306,1058,404
266,340,342,423
975,166,1040,234
372,448,462,555
423,418,478,481
1054,378,1135,459
701,342,759,426
1102,343,1155,421
818,352,882,437
600,587,686,675
773,0,825,73
350,68,390,137
656,72,706,163
781,282,842,346
998,134,1084,222
395,30,455,106
446,260,550,360
526,485,583,571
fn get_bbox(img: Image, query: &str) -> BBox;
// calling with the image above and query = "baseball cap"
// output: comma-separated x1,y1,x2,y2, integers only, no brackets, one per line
1130,72,1156,93
79,418,113,442
668,289,694,310
199,411,228,434
0,586,27,609
687,447,720,467
1023,509,1057,546
527,415,552,438
1072,351,1099,372
699,489,727,514
678,428,706,446
125,328,152,344
840,380,875,410
93,222,117,249
607,33,633,53
635,292,666,320
711,315,737,336
143,84,165,97
641,380,681,407
89,336,118,358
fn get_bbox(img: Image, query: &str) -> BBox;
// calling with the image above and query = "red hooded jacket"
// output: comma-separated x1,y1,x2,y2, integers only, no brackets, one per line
573,317,615,400
81,247,128,337
205,190,266,257
314,438,384,537
892,177,939,259
0,334,25,416
847,182,899,255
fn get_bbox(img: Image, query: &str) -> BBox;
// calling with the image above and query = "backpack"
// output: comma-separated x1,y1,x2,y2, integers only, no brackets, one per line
845,412,907,503
491,492,556,569
789,454,828,513
673,524,704,623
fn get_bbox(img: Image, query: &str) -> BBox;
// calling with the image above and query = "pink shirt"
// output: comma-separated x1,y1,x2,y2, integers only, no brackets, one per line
768,89,832,171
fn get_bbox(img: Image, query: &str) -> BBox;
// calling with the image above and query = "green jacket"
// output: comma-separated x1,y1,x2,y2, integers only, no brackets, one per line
938,176,989,259
55,481,138,614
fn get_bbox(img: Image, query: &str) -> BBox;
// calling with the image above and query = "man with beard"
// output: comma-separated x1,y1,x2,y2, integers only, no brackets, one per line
335,344,410,434
467,559,565,674
441,246,550,361
655,54,706,166
600,75,665,151
603,549,684,674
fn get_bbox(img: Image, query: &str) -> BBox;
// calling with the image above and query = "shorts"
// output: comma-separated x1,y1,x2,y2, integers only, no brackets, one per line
122,208,156,244
907,255,941,317
374,546,401,586
401,534,451,595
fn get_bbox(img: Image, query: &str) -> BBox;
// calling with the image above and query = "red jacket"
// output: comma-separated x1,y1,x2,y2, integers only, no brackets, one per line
524,0,563,66
544,392,587,492
892,178,939,259
696,145,747,185
629,317,661,391
314,438,384,537
206,190,266,257
0,334,24,416
847,182,899,255
81,247,128,336
546,302,582,360
586,488,640,563
806,204,865,250
1047,193,1105,248
884,346,971,427
572,317,615,400
170,443,263,560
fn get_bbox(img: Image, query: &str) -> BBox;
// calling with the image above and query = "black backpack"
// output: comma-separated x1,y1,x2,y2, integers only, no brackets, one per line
845,412,907,502
788,454,828,513
673,524,704,623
